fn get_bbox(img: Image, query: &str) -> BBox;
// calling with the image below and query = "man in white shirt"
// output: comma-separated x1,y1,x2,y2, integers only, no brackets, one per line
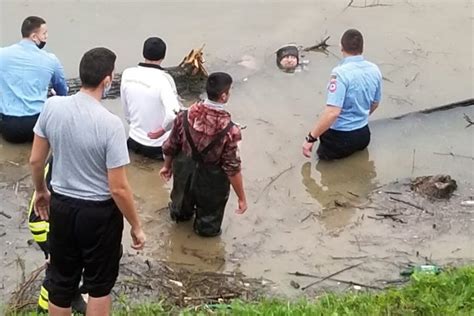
121,37,180,160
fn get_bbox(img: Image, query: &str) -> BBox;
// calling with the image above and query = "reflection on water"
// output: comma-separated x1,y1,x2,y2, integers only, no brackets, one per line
301,149,378,229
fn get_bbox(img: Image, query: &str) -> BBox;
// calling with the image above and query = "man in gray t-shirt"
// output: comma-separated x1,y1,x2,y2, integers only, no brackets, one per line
30,47,145,315
34,90,129,201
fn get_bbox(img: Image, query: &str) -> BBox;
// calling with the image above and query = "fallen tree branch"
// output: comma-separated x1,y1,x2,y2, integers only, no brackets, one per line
302,262,363,291
59,46,208,100
389,98,474,121
303,36,330,52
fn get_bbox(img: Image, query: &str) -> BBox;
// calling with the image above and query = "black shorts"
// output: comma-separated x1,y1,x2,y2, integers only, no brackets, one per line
317,125,371,160
127,137,164,160
0,113,39,143
46,192,123,308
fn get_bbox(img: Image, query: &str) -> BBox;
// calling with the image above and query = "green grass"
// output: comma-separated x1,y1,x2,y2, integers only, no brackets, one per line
5,266,473,316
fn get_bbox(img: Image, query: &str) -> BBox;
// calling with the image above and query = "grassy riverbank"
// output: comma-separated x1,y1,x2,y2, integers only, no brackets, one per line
6,265,473,315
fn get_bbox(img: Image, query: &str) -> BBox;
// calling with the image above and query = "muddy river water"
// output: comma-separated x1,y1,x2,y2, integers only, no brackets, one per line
0,0,473,303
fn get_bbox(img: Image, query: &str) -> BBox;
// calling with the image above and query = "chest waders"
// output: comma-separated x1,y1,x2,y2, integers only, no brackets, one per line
169,111,233,237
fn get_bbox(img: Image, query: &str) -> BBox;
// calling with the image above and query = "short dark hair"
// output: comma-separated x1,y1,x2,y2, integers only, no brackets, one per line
206,72,233,101
143,37,166,61
341,29,364,54
21,16,46,38
79,48,116,88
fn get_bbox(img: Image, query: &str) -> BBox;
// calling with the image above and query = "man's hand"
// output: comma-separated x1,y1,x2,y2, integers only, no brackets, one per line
235,198,248,214
34,189,51,220
130,226,146,250
159,166,172,182
302,141,314,158
147,128,165,139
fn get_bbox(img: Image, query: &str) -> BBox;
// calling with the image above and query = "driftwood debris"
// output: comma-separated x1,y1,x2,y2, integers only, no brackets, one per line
64,46,208,100
411,175,457,199
303,36,330,52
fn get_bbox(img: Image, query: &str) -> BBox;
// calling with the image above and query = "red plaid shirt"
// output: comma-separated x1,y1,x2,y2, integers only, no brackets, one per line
163,101,242,176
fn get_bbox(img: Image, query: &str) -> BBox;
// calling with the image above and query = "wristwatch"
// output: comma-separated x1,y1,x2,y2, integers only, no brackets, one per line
305,132,318,143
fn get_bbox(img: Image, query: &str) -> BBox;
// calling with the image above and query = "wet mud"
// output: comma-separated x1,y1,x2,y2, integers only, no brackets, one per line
1,0,473,307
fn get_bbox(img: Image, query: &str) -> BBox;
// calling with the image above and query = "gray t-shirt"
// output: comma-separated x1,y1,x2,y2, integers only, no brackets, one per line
34,91,130,201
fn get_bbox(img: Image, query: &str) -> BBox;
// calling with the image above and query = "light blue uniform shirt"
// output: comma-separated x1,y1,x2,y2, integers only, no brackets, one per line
0,39,67,116
326,55,382,131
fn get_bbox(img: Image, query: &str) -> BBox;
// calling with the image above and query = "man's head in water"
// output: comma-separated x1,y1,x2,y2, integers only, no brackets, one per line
276,44,299,71
340,29,364,57
206,72,233,104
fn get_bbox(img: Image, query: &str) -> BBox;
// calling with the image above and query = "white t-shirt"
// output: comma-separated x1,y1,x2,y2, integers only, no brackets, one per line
120,63,180,147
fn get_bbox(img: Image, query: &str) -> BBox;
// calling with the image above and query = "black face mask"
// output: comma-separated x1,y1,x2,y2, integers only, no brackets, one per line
36,41,46,49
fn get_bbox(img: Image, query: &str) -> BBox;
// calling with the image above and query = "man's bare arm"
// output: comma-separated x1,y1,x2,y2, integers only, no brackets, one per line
370,101,379,115
108,166,145,250
30,135,50,192
229,171,247,214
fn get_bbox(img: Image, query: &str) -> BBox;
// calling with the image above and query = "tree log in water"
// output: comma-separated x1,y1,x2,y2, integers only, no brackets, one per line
64,46,208,100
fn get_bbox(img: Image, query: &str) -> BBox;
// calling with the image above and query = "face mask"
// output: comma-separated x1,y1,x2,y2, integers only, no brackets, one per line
36,40,46,49
102,81,112,99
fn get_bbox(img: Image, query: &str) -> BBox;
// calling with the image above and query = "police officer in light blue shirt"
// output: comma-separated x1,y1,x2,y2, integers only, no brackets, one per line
303,29,382,160
0,16,67,143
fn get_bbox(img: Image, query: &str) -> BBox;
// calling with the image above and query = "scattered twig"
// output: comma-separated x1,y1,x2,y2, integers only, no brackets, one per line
289,271,382,290
0,232,6,237
383,191,402,195
330,255,368,260
303,36,330,52
433,152,474,160
254,165,294,203
354,235,362,252
463,113,473,128
411,149,416,175
184,293,237,301
302,263,363,291
7,160,20,167
0,211,12,219
300,212,315,223
405,72,419,87
347,191,360,198
389,197,424,211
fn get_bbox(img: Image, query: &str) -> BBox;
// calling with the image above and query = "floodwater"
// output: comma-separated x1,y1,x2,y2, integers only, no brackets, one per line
0,0,473,302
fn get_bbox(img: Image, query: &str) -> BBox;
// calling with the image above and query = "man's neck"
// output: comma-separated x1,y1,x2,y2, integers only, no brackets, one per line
342,52,361,58
144,59,162,66
80,87,103,102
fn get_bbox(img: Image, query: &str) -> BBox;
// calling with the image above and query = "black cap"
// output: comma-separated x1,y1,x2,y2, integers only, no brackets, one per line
276,44,299,69
143,37,166,61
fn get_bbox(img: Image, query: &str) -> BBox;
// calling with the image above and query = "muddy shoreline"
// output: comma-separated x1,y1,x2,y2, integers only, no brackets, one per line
1,0,473,309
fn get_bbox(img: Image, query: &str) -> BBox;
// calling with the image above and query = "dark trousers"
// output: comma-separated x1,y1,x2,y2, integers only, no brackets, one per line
0,113,39,143
170,152,230,237
46,193,123,307
127,137,164,160
317,125,371,160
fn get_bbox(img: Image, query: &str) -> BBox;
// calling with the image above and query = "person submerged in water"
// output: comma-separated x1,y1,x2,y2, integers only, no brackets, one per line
275,44,300,72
